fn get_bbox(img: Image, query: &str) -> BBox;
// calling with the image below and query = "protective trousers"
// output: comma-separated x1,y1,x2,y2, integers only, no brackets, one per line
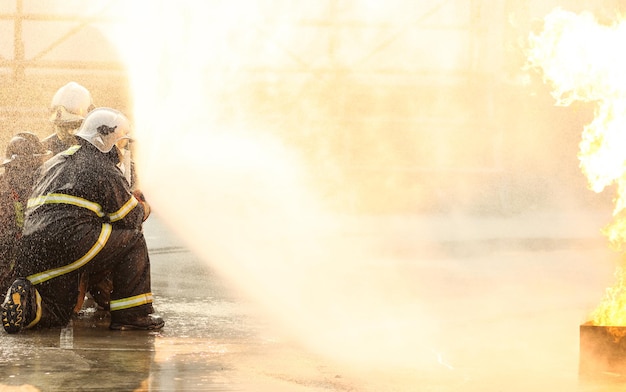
18,223,154,328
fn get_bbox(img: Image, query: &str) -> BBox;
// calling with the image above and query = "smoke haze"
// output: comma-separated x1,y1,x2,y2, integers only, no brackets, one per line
8,1,625,390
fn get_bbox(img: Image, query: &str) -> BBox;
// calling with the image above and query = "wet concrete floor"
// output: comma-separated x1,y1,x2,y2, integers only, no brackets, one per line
2,209,626,391
0,215,363,392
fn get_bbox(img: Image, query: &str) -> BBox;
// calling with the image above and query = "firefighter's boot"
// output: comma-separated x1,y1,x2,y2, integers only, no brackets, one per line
1,277,41,333
110,313,164,331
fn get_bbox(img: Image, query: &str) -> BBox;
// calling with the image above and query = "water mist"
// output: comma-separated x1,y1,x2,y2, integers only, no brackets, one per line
102,0,445,372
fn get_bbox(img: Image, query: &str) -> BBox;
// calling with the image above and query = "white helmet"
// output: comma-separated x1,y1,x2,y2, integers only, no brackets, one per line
49,82,95,124
75,108,131,153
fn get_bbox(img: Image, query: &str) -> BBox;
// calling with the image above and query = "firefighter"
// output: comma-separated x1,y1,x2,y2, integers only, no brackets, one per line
42,82,139,313
1,108,164,332
42,81,113,313
43,81,95,155
0,133,51,294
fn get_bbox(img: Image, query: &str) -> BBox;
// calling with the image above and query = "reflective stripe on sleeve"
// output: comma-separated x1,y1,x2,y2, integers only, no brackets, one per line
27,223,112,285
110,293,154,311
108,196,139,222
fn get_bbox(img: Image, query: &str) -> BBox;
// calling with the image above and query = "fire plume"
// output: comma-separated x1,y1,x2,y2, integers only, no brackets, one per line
528,8,626,326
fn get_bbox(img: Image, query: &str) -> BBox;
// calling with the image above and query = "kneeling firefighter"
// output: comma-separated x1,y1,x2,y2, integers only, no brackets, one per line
1,107,164,332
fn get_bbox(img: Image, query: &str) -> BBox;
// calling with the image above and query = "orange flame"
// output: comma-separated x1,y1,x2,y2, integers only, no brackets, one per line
527,8,626,325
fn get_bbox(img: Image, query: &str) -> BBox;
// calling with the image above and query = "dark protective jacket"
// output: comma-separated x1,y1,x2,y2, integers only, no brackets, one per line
0,175,24,271
0,163,41,292
17,139,153,327
23,140,144,241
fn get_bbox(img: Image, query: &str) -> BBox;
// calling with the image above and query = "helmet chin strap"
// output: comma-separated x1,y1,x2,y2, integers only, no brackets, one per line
116,145,132,185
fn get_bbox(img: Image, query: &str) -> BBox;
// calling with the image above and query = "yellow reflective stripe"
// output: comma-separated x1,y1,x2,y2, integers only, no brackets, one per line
25,289,42,329
110,293,154,311
61,145,81,156
108,196,139,222
28,194,105,217
27,223,112,285
14,201,24,228
27,193,138,222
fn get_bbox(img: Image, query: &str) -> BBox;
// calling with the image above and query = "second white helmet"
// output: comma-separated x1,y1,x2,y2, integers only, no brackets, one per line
75,108,131,153
49,82,95,124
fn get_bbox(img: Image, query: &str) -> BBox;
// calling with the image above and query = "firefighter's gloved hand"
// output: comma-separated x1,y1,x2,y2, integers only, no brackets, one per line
132,189,151,221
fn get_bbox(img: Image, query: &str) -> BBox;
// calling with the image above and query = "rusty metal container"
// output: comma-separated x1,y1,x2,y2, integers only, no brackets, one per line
580,322,626,379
